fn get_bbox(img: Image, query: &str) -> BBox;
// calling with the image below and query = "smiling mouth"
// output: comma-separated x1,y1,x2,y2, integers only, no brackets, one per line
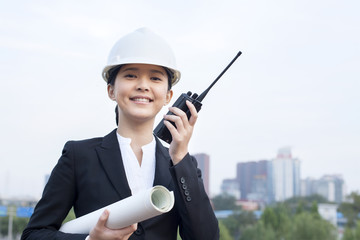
130,97,153,103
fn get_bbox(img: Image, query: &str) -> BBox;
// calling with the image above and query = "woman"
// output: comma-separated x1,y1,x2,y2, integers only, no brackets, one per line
21,28,219,240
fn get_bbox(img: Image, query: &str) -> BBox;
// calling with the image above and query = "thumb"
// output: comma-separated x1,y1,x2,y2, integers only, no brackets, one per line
97,209,109,227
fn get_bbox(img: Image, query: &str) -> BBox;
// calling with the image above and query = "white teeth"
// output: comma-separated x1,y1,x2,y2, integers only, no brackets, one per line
132,98,150,102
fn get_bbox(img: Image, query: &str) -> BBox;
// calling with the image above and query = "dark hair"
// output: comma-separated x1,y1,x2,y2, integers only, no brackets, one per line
108,65,173,126
107,65,122,86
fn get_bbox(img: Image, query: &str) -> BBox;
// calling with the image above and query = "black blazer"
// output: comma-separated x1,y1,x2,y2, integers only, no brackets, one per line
21,129,219,240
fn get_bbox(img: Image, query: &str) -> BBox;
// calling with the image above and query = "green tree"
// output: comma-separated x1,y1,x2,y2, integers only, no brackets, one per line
260,207,277,229
285,194,327,206
212,194,239,211
219,221,233,240
310,201,321,219
343,226,355,240
13,216,29,237
343,221,360,240
0,216,8,236
354,221,360,240
239,222,276,240
63,208,76,223
178,222,233,240
222,211,256,239
355,221,360,240
284,194,328,215
0,215,30,238
339,192,360,227
289,212,337,240
269,204,291,239
295,200,305,215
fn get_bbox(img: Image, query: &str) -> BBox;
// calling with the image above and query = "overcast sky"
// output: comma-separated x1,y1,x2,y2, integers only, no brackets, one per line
1,0,359,199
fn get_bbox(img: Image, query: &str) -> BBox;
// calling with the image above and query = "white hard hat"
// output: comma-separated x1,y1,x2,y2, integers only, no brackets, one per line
102,28,181,86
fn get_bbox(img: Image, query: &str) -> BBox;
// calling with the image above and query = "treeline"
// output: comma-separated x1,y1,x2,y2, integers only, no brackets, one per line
212,192,360,240
0,207,75,238
1,193,359,239
0,215,29,238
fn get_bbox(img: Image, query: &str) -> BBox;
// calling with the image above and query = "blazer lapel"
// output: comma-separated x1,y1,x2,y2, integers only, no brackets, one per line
95,129,132,199
153,137,173,188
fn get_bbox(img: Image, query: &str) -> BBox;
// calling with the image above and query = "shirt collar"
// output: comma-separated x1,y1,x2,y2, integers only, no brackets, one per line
116,133,156,151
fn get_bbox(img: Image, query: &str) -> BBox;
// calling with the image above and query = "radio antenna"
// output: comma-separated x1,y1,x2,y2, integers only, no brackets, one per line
196,51,242,102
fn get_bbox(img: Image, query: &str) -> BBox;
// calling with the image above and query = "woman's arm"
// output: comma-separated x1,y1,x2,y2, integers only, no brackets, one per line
21,141,88,240
170,154,219,240
164,100,219,239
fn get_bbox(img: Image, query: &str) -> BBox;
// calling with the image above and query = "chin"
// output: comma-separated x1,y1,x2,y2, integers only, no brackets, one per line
130,113,156,122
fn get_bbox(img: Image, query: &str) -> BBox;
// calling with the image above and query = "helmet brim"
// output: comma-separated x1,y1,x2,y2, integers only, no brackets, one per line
102,63,180,86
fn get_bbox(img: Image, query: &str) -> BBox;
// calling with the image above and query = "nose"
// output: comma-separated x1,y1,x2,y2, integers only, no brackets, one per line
136,76,150,91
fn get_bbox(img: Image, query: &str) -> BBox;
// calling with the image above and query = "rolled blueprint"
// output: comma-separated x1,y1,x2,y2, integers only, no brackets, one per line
60,185,175,234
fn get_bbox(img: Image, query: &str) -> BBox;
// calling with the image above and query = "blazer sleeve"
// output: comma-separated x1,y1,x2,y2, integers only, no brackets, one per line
169,153,220,240
21,141,88,240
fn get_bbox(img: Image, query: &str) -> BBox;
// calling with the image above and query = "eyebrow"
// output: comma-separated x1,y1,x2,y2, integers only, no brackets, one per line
122,67,166,76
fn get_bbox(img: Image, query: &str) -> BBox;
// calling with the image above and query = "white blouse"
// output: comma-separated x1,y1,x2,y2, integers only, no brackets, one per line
116,133,156,195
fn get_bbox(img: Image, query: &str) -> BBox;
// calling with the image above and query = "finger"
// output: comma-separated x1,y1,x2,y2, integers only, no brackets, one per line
119,223,138,236
163,120,180,139
167,107,189,129
90,209,109,237
97,209,109,227
186,100,198,126
164,114,185,132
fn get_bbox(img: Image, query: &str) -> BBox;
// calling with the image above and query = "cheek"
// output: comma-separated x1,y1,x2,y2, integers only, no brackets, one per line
157,88,170,102
114,83,129,98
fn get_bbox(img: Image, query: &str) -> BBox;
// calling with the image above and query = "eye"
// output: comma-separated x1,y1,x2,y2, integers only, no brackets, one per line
150,76,162,81
125,74,137,79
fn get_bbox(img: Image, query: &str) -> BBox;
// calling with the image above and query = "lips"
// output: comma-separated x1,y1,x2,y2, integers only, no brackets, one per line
130,96,153,103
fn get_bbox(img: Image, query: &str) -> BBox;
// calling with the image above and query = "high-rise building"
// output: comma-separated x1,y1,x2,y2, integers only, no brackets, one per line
237,161,256,200
193,153,210,196
236,160,273,203
266,160,274,203
321,175,345,203
301,177,316,196
272,147,301,202
220,179,240,199
302,175,346,203
221,147,304,203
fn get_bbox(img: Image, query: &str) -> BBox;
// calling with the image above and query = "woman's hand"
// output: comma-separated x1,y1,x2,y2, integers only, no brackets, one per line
163,100,198,165
88,210,137,240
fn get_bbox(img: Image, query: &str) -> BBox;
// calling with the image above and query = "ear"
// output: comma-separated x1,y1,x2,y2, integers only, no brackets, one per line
165,89,173,105
107,84,116,101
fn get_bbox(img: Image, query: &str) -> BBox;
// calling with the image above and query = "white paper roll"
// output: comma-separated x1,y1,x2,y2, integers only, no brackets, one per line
60,185,175,234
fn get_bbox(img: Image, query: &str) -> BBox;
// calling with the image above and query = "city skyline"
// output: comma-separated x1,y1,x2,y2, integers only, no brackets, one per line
1,1,359,199
0,146,354,200
220,147,347,203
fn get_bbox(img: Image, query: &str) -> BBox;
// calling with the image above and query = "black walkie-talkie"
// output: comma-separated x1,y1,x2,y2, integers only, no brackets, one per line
154,51,242,143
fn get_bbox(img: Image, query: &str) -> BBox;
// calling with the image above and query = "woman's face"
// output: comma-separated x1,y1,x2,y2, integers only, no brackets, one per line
108,64,173,124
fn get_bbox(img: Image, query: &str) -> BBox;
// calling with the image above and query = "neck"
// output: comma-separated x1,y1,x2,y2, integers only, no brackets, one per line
117,116,155,166
117,116,155,147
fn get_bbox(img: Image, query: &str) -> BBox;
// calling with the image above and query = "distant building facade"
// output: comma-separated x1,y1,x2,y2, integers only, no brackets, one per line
193,153,210,196
301,175,345,203
236,160,274,203
272,147,301,202
221,147,302,203
220,147,348,206
301,177,316,196
220,178,240,199
220,147,349,205
318,203,338,226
